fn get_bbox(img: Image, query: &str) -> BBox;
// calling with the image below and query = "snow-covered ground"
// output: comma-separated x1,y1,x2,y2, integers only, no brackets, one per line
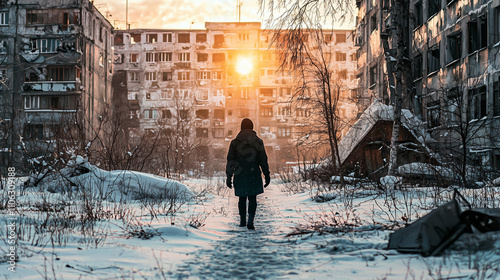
2,171,500,279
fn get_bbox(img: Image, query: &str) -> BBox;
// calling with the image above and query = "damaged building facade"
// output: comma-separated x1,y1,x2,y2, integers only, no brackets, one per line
355,0,500,174
0,0,113,170
113,22,357,171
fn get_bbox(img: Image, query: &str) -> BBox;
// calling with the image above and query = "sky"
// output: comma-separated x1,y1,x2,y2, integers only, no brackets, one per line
98,0,263,30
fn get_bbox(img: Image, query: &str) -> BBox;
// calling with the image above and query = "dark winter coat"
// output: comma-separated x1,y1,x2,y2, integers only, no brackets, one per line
226,129,270,197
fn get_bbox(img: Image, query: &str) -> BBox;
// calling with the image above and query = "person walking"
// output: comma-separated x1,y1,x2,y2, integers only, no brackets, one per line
226,118,270,230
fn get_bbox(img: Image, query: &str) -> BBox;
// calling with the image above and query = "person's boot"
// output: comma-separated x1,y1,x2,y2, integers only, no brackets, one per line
247,214,255,230
239,215,246,227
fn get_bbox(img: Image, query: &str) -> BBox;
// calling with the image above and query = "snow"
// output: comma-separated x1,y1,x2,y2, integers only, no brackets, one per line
2,172,500,279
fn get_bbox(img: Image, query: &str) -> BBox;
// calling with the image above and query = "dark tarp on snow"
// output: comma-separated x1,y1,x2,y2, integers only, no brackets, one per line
387,199,468,256
388,190,500,256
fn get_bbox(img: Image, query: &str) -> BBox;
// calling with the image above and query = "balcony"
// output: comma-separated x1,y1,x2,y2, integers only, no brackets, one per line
23,81,79,93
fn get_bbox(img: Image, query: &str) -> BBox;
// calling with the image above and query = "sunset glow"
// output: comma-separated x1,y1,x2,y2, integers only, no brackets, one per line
235,57,254,76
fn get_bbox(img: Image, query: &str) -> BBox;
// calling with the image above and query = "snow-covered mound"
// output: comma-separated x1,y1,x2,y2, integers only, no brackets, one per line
29,155,193,202
398,162,456,179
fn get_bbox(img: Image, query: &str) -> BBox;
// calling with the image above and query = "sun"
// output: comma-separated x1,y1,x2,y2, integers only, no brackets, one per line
235,57,253,76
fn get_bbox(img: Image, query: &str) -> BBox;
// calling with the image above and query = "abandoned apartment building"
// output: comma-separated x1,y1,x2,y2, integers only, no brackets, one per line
0,0,113,168
355,0,500,172
112,22,358,169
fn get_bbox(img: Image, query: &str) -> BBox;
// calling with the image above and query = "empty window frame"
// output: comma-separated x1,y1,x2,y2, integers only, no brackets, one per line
261,88,274,97
468,14,488,54
46,66,75,81
428,0,440,20
426,101,440,128
414,1,423,27
413,54,423,79
336,33,346,43
427,48,440,74
178,33,190,43
197,53,208,62
370,14,377,33
146,33,157,43
161,109,172,119
130,34,141,44
214,34,224,48
196,33,207,43
447,32,461,63
163,33,172,43
130,53,138,62
470,85,487,119
369,65,377,87
214,109,225,119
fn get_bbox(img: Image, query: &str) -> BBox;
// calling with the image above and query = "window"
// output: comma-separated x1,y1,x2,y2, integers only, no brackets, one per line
32,38,61,53
470,86,487,119
370,14,377,33
130,34,141,44
196,109,209,119
468,14,488,54
414,1,423,27
213,53,225,62
214,109,225,119
196,89,209,101
178,33,190,43
196,33,207,43
241,87,249,99
144,109,157,119
214,34,224,48
179,52,190,62
494,81,500,116
427,48,440,74
47,66,74,81
146,34,157,43
129,72,139,81
146,52,157,62
261,88,274,97
213,71,224,80
24,96,40,109
145,72,157,81
447,33,461,63
369,66,377,87
196,128,208,138
178,71,190,81
428,0,440,19
350,53,358,61
426,101,440,128
336,52,347,61
197,71,211,80
162,71,172,81
0,11,8,25
280,88,291,97
178,89,190,99
163,33,172,43
214,128,224,138
239,33,249,41
158,52,172,62
296,108,311,117
130,53,138,63
277,127,291,138
260,106,273,117
338,69,348,79
160,90,173,99
26,9,79,25
145,92,152,100
279,105,292,116
179,109,189,120
336,33,346,43
197,53,208,62
0,40,7,54
413,54,423,79
324,34,333,43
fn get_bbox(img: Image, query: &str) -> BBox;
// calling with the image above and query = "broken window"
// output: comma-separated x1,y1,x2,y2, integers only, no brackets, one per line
260,106,273,117
468,14,488,54
369,66,377,87
426,101,440,128
214,109,225,119
413,54,423,79
370,14,377,33
214,128,224,138
114,33,124,45
427,0,440,20
447,32,461,63
162,71,172,81
158,52,172,62
427,47,440,74
213,53,225,62
177,71,190,81
196,33,207,43
261,88,274,97
470,85,487,119
130,34,141,44
178,52,190,62
197,53,208,62
195,109,209,119
163,33,172,43
494,81,500,117
178,33,190,43
146,33,157,43
0,12,8,25
26,9,79,26
197,71,211,80
277,127,291,138
214,34,224,48
130,53,138,62
414,1,423,27
336,33,346,43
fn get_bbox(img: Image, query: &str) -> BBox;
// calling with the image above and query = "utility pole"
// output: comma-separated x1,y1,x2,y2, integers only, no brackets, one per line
126,0,128,29
236,0,242,22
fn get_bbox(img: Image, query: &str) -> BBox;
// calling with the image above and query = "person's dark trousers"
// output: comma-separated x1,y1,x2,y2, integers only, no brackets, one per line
238,196,257,229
